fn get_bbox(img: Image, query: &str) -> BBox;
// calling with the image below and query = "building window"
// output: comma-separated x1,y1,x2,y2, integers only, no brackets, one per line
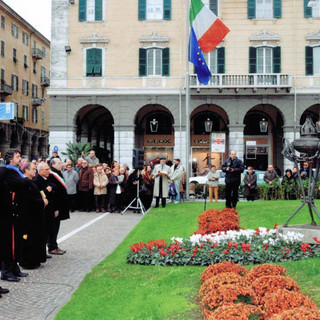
138,0,171,20
32,107,38,123
41,66,46,79
139,47,170,76
13,48,18,63
86,48,102,77
12,23,19,38
248,0,281,19
41,88,45,99
15,104,19,118
304,0,320,17
24,55,28,68
202,0,218,16
306,46,320,75
79,0,103,21
1,16,5,29
22,32,29,45
33,61,37,74
23,105,29,121
41,111,45,125
11,75,18,91
22,80,29,96
1,69,4,83
249,46,281,73
42,46,46,58
32,84,38,98
1,41,4,57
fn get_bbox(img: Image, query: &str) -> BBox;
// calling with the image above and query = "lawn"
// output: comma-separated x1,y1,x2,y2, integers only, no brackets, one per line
56,201,320,320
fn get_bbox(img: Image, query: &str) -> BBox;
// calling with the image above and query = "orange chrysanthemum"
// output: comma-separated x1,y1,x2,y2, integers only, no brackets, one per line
204,303,262,320
200,261,248,283
269,306,320,320
201,284,255,312
260,289,317,319
199,272,251,298
245,264,287,283
252,275,301,303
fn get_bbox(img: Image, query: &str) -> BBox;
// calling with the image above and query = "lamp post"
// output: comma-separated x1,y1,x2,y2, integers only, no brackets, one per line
205,118,213,166
204,118,213,210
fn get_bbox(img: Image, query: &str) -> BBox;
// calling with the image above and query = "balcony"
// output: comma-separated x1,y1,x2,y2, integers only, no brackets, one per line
190,73,292,93
41,76,50,87
32,48,44,59
0,81,13,96
32,97,43,106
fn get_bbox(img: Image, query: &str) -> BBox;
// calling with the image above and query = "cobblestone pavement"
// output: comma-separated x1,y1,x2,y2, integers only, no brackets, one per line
0,211,143,320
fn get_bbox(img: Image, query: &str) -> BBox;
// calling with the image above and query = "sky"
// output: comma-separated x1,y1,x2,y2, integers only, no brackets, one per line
3,0,52,40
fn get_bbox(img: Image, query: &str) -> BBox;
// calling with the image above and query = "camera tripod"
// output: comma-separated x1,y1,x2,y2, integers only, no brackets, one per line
121,180,146,215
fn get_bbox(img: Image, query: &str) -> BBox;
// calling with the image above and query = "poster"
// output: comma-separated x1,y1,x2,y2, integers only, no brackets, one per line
0,103,14,120
211,132,226,153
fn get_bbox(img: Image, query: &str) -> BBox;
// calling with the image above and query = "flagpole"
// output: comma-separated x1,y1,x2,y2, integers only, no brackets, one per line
185,0,190,201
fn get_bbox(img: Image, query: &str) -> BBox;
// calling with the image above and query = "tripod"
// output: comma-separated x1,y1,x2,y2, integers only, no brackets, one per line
121,180,146,215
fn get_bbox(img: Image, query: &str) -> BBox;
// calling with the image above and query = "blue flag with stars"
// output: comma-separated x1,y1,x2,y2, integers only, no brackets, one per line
188,28,211,85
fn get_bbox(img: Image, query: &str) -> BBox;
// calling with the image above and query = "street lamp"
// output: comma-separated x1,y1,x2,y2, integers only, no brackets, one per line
204,118,213,133
259,118,268,133
150,118,158,133
205,118,213,166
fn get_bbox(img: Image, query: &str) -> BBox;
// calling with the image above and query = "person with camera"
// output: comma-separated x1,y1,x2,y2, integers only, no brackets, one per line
153,158,171,208
221,150,244,209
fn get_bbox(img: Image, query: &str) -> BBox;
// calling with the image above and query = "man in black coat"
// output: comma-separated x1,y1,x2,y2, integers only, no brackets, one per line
1,149,29,282
221,150,244,209
47,158,69,254
0,167,10,296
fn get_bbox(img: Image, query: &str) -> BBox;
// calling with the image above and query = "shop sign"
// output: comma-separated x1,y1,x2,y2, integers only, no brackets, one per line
211,132,226,153
144,135,173,146
192,135,209,146
0,103,14,120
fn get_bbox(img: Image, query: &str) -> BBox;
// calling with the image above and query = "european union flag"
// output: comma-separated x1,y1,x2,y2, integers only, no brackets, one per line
188,28,211,85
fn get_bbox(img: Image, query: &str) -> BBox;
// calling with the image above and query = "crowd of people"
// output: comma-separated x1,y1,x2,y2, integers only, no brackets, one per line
0,149,188,297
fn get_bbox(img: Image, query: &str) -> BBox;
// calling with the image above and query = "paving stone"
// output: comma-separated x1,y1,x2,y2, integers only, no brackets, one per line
0,211,143,320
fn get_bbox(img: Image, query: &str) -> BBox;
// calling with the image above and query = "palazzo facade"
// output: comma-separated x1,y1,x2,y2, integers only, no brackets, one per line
49,0,320,173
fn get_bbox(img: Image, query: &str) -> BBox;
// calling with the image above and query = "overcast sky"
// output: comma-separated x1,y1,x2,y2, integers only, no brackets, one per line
3,0,52,40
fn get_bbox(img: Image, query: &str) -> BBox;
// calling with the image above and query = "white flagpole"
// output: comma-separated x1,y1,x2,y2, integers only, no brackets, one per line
185,0,190,201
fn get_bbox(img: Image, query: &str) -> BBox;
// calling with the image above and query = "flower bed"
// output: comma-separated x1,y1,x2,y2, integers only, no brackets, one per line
127,227,320,266
199,262,320,320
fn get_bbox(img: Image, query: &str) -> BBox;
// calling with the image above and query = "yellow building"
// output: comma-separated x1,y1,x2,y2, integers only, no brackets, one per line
49,0,320,172
0,0,50,160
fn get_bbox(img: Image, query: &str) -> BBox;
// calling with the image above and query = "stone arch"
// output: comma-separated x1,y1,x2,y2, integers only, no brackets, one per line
243,104,284,171
134,104,175,162
299,104,320,127
75,104,114,163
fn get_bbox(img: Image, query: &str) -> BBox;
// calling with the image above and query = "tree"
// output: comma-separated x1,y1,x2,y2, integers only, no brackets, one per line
61,142,92,164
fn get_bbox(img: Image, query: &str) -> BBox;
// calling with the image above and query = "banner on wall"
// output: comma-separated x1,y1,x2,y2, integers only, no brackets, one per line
0,103,14,120
211,132,226,153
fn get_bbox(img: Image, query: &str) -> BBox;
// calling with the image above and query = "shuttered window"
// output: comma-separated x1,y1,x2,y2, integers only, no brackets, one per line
202,0,218,15
249,46,281,74
248,0,281,18
138,0,171,20
305,46,320,76
79,0,103,21
139,48,170,76
86,48,102,77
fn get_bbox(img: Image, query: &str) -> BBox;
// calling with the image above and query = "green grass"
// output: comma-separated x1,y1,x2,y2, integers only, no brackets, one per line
56,201,320,320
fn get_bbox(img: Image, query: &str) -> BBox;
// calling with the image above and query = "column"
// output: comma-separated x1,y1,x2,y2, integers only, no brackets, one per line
113,125,135,167
282,125,300,170
228,124,245,161
173,125,187,166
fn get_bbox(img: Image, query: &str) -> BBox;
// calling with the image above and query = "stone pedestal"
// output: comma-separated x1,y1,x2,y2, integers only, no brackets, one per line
277,225,320,244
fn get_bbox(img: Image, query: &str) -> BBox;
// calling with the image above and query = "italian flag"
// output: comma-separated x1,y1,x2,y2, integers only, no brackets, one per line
190,0,230,53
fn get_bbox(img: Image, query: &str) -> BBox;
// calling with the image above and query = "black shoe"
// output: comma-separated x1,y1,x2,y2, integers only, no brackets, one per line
46,254,52,259
1,276,20,282
0,294,2,298
0,287,9,294
15,271,28,277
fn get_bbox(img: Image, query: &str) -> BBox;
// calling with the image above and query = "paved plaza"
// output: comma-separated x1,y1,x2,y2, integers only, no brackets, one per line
0,211,143,320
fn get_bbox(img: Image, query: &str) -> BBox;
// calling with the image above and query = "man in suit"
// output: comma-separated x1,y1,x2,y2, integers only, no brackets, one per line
47,158,69,254
1,149,28,282
0,167,10,295
152,158,171,208
221,150,244,209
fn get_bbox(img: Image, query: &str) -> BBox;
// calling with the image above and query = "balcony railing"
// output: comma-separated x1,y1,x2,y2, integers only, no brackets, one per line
190,73,292,92
41,76,50,87
0,82,13,96
32,48,44,59
32,97,43,106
